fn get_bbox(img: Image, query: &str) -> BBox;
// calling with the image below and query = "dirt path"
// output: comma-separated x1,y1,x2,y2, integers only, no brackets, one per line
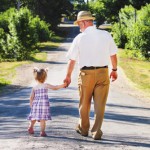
0,24,150,150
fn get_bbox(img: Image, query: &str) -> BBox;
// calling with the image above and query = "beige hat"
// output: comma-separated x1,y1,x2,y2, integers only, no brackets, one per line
74,11,95,25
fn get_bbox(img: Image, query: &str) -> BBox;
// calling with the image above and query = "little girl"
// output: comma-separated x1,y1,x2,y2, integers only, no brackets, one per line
27,67,66,137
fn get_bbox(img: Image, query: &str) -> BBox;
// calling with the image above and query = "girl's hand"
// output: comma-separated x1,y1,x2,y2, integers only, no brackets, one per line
63,82,67,88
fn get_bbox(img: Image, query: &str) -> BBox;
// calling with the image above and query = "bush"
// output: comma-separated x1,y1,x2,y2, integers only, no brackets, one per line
31,16,53,42
125,23,150,57
7,7,38,60
0,8,16,33
112,5,135,48
112,22,127,48
0,7,52,61
124,49,146,61
125,4,150,58
0,28,6,60
112,4,150,59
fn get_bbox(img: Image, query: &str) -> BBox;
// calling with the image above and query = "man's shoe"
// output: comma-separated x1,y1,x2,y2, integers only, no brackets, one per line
76,127,88,137
92,130,103,140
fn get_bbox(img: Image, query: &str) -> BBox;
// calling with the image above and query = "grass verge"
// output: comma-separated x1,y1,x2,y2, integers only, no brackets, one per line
0,61,28,90
118,49,150,95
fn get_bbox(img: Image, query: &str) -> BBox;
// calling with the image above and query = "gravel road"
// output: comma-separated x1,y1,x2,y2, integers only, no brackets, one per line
0,23,150,150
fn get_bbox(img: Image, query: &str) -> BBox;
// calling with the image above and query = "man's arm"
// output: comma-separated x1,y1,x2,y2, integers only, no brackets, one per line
64,59,76,87
110,54,118,82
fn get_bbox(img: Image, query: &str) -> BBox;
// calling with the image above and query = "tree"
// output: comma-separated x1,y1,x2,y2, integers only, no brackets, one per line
129,0,150,9
89,0,150,24
20,0,73,30
0,0,16,12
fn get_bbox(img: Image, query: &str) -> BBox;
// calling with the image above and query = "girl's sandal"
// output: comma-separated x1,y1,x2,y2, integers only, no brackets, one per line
40,131,47,137
28,127,34,134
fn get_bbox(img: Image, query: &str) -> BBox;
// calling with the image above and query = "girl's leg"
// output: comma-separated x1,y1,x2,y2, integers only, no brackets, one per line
28,120,36,134
40,120,47,136
30,120,36,128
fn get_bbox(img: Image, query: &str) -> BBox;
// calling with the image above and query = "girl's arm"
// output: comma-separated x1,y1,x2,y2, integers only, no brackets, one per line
46,83,66,90
29,88,35,107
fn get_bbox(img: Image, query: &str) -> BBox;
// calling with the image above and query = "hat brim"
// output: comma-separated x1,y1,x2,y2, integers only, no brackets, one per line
74,17,95,25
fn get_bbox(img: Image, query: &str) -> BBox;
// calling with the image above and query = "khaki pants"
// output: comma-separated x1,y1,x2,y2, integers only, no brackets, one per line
78,68,110,138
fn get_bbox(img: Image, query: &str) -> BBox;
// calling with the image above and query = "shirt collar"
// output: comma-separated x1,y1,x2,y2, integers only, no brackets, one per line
83,26,96,33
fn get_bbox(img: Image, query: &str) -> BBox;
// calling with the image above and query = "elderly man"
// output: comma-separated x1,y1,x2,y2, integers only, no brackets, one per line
64,11,118,140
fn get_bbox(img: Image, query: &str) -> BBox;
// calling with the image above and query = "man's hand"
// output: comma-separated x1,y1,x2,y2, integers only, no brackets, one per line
63,76,71,87
64,59,76,87
110,71,118,82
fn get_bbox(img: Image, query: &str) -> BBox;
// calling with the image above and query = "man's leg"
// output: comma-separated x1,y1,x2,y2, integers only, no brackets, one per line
91,68,110,140
77,70,94,136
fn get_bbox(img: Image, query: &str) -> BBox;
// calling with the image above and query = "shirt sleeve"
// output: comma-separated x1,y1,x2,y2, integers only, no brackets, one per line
108,33,118,56
66,36,79,60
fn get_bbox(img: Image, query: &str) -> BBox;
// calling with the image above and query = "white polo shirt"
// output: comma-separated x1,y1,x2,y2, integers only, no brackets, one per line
66,26,118,69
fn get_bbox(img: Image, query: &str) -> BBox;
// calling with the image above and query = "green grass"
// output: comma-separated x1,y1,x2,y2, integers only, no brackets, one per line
39,35,64,50
0,61,28,88
118,49,150,94
30,52,47,62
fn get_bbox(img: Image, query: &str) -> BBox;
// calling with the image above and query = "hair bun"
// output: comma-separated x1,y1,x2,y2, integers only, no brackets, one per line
33,67,39,72
45,68,49,72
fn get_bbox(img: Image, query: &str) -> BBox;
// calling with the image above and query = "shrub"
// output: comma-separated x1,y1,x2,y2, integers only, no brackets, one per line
31,16,53,42
7,7,38,60
125,4,150,58
125,23,150,58
0,7,52,61
0,8,16,33
124,49,146,61
0,28,6,60
112,5,135,48
112,22,127,48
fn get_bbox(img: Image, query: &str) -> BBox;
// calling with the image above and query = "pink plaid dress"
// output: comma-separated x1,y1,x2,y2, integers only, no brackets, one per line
28,84,51,121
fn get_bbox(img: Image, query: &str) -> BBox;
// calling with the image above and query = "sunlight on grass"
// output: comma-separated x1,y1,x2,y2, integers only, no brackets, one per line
39,35,64,50
0,61,28,87
118,49,150,94
31,52,47,62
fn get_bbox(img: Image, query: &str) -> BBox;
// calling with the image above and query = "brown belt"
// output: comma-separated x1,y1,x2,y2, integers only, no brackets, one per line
81,66,108,70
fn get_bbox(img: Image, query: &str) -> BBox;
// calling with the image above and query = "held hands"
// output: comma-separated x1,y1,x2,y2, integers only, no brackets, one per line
110,70,118,82
63,82,68,88
63,76,71,88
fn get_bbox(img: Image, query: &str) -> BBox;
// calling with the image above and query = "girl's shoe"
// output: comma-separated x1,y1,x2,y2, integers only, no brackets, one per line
28,127,34,134
40,131,47,137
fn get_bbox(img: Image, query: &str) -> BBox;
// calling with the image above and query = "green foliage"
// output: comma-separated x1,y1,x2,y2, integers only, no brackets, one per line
0,0,16,12
7,7,38,60
112,23,127,48
0,8,17,33
0,7,52,61
88,0,149,25
31,16,53,42
112,5,135,48
125,23,150,58
89,0,105,25
124,49,146,61
21,0,73,30
0,28,6,60
112,4,150,59
125,4,150,58
119,5,136,25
